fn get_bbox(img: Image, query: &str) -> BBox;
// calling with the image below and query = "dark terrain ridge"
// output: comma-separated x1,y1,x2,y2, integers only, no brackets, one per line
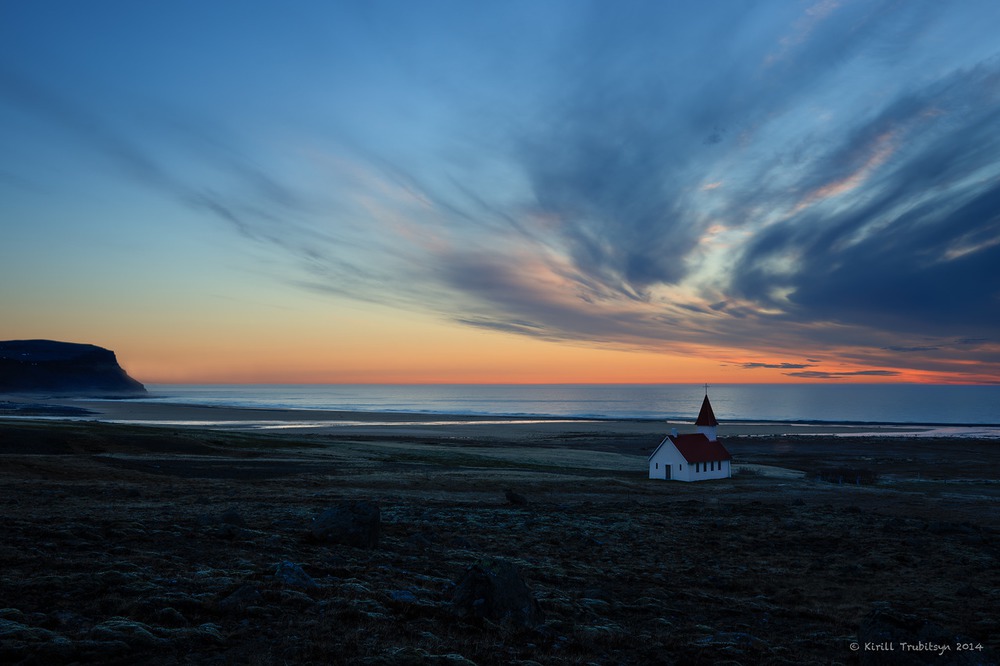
0,340,145,395
0,420,997,665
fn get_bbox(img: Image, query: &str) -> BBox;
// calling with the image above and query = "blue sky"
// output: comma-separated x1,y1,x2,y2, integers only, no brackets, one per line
2,1,999,383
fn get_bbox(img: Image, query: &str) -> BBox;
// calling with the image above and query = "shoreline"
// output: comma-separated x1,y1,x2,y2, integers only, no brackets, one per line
3,395,998,438
4,404,1000,484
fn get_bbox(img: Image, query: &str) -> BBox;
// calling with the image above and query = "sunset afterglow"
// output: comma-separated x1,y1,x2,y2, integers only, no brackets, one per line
2,1,999,384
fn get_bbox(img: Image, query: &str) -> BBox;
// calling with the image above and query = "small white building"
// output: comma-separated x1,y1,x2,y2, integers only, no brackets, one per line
648,394,732,482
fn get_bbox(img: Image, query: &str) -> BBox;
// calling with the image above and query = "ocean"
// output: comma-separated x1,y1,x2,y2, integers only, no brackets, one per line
138,383,1000,426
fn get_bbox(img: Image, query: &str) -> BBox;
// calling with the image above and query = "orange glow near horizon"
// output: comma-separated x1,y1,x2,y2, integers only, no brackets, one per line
114,331,960,386
4,284,985,385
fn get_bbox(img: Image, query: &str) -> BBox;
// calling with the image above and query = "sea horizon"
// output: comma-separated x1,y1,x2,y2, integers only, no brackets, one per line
115,382,1000,428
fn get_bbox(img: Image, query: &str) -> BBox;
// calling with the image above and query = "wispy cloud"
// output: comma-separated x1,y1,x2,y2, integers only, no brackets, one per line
764,0,842,67
786,369,901,379
0,66,307,248
741,362,814,370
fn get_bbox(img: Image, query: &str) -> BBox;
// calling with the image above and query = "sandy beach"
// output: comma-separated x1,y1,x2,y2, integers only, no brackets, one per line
1,402,998,664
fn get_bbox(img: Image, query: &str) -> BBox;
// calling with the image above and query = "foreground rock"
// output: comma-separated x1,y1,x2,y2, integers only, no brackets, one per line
0,339,146,395
274,561,318,590
311,501,381,548
504,489,528,506
451,559,545,628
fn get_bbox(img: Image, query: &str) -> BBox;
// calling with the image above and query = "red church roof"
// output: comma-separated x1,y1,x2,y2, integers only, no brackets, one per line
664,433,731,463
695,394,718,427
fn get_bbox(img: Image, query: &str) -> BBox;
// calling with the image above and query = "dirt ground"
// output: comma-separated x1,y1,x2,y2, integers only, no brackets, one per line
0,419,998,665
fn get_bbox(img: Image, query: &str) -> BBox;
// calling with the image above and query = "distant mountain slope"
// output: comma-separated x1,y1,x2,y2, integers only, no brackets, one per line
0,340,146,395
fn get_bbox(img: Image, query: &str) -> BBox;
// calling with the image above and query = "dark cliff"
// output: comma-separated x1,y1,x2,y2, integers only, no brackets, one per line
0,340,146,395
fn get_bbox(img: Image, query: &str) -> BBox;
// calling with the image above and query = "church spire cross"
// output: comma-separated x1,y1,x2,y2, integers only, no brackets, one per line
695,391,719,427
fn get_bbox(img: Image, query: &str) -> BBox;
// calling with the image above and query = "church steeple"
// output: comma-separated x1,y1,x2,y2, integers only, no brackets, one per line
695,392,718,441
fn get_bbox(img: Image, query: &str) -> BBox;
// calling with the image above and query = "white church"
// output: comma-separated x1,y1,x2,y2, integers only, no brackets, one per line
648,393,732,482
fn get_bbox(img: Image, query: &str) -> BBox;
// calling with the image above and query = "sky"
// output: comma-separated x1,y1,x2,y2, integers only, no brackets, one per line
2,0,999,385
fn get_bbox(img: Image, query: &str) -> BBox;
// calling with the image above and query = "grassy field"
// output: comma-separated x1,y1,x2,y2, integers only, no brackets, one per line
1,420,997,664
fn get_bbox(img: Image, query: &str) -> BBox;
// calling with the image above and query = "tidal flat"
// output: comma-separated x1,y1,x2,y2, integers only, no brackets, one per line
0,419,997,665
